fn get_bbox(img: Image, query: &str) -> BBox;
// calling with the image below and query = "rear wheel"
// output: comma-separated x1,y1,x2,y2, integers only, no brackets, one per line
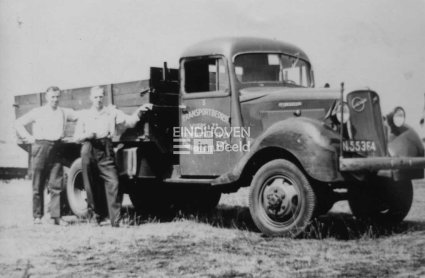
248,159,316,237
60,167,72,216
66,158,89,217
348,178,413,224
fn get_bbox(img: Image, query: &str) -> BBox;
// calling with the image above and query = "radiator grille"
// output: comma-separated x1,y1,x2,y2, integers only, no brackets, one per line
346,90,387,157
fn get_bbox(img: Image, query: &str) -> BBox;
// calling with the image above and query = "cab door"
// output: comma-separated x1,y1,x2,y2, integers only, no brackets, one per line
178,56,232,176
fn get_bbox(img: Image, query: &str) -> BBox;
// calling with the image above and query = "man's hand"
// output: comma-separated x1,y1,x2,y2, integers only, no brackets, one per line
24,136,36,144
73,132,95,144
139,103,153,112
136,103,153,119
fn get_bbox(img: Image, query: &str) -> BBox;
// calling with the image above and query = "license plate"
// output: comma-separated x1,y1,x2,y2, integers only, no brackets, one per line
342,140,377,153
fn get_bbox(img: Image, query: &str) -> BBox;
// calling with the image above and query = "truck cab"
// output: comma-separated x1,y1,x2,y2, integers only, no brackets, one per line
177,38,341,182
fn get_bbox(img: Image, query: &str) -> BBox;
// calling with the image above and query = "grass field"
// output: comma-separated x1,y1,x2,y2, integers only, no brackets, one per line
1,179,425,277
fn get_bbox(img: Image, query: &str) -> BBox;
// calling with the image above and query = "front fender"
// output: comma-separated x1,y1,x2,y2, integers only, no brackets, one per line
388,124,424,157
384,124,424,180
213,117,343,185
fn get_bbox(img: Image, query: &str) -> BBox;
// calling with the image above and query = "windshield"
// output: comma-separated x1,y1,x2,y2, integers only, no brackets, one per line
234,53,311,87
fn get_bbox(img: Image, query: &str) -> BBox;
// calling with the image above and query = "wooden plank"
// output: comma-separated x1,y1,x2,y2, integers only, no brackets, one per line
106,84,113,107
114,93,150,107
14,103,40,118
40,93,46,105
14,94,41,105
113,80,150,95
119,106,139,115
15,79,151,125
62,88,91,109
112,80,150,108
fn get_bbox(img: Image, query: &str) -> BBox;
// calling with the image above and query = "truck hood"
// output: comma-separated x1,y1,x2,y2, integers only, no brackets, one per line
239,87,340,139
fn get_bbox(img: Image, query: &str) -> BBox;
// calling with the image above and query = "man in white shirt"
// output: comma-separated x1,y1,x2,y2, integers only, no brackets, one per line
15,86,79,225
74,86,151,227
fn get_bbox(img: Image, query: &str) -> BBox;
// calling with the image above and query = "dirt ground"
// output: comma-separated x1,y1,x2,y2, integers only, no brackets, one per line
1,179,425,278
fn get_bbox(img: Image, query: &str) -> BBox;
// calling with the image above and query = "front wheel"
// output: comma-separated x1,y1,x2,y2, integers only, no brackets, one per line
348,178,413,224
248,159,316,237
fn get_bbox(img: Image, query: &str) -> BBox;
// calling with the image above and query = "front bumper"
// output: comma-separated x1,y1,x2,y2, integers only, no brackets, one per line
339,157,425,172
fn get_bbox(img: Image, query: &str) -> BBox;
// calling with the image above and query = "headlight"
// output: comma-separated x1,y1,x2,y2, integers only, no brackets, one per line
333,102,350,124
392,107,405,127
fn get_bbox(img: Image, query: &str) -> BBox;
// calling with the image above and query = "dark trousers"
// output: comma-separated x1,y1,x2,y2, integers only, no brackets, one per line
32,140,64,219
81,139,121,225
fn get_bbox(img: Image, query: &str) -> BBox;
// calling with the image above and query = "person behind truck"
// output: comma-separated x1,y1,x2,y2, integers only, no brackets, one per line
73,86,151,227
15,86,79,225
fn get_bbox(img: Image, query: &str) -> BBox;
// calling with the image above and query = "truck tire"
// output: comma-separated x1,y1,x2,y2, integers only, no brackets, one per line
66,158,89,218
348,178,413,224
248,159,316,237
60,167,72,216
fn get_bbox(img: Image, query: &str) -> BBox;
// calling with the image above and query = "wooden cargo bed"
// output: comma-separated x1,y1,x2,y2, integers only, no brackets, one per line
14,67,180,152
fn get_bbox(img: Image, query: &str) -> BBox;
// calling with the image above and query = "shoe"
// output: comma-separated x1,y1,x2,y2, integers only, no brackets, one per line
111,217,129,228
97,219,111,226
52,217,69,226
33,218,42,225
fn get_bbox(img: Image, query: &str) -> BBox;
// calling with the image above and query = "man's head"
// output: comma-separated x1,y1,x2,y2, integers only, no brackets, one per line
45,86,61,109
90,86,105,110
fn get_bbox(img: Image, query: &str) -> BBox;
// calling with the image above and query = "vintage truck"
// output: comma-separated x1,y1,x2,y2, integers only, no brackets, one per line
15,37,425,237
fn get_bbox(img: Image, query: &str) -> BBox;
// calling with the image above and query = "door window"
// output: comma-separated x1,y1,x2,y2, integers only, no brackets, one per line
184,57,228,93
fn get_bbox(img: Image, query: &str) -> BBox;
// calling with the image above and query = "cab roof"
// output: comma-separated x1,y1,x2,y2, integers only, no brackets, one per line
180,37,310,62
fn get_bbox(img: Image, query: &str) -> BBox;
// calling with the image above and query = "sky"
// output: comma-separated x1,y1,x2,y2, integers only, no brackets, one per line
1,0,425,166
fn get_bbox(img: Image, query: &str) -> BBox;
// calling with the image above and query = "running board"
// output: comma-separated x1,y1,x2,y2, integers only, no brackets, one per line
164,178,213,184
